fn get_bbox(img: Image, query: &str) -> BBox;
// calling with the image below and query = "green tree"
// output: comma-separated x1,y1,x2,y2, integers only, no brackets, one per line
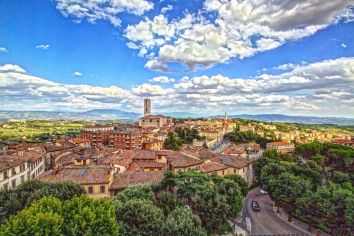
62,195,118,236
0,196,64,236
115,184,155,204
216,179,243,217
0,180,85,223
116,199,164,236
224,174,249,197
164,132,184,150
156,191,181,216
163,207,207,236
268,172,311,222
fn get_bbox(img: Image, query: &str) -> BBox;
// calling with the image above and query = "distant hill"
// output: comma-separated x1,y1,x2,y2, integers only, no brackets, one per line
229,114,354,125
0,110,353,125
82,109,139,119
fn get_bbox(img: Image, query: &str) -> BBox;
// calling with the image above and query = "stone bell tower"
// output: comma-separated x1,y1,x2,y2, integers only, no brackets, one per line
144,98,151,117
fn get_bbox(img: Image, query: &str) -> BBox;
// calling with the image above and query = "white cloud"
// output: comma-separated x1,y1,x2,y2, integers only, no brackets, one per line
1,57,354,116
124,0,354,71
55,0,154,27
0,47,7,53
149,76,175,83
0,64,26,73
161,4,172,14
36,44,49,50
132,83,167,95
341,43,347,48
74,71,82,76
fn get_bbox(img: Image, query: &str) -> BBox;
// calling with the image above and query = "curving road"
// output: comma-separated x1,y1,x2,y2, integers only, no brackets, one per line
243,187,307,235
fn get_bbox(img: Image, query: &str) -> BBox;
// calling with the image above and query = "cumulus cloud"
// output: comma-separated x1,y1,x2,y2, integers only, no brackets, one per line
74,71,82,76
0,64,26,73
341,43,347,48
36,44,49,50
124,0,354,71
1,57,354,116
0,47,7,53
149,76,175,83
55,0,154,27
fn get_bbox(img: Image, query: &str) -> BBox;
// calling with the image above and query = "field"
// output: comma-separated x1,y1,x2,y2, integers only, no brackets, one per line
0,120,91,142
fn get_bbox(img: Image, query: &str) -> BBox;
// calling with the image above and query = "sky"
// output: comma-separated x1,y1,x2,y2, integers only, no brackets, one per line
0,0,354,117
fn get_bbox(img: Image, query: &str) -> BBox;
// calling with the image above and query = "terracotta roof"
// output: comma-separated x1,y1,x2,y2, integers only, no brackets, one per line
198,162,229,173
167,152,203,168
218,154,254,169
155,150,176,156
39,166,111,185
97,150,134,168
55,152,79,167
109,170,164,190
223,148,245,155
0,156,27,171
134,160,167,169
133,150,157,160
71,138,90,144
198,149,219,160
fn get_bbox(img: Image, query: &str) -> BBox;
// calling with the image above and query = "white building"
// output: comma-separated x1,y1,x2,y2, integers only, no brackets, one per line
0,146,46,190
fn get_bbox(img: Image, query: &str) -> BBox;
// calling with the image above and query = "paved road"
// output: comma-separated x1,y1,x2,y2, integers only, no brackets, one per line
244,187,306,235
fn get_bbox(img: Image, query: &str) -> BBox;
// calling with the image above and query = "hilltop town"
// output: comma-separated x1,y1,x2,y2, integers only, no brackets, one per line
0,99,353,235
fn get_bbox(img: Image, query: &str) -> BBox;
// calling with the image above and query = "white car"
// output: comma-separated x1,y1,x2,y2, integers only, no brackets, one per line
260,189,268,195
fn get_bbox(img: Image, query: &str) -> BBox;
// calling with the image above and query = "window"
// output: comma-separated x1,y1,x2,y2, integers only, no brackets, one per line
11,168,16,176
3,170,8,179
88,186,94,194
21,175,25,184
100,186,106,193
12,179,16,188
3,183,8,190
20,164,26,172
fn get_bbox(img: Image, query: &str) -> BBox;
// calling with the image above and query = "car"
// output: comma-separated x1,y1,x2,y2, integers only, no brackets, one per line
251,201,260,211
260,189,268,195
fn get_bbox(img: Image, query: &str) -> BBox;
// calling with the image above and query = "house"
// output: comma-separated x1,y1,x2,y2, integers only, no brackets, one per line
69,138,91,148
218,154,254,184
0,145,46,190
198,161,229,176
266,142,295,153
109,170,164,196
166,152,203,173
39,165,113,199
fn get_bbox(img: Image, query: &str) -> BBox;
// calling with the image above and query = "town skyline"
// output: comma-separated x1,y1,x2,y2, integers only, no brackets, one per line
1,0,354,117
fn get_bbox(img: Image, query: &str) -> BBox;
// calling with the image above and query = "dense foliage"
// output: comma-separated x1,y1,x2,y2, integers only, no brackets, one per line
0,180,85,223
1,172,247,235
0,195,118,235
175,127,204,144
112,171,245,234
164,132,184,150
254,142,353,234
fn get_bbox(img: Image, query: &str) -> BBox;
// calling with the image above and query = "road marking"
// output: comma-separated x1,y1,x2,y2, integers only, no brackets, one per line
246,217,252,232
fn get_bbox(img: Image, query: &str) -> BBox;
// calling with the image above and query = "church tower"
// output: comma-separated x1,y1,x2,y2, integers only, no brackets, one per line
144,98,151,117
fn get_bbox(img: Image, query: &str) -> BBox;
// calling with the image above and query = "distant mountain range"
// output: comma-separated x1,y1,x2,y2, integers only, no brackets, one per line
0,110,353,125
228,114,354,125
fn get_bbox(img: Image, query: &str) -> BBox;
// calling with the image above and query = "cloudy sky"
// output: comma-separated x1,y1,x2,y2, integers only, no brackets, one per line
0,0,354,117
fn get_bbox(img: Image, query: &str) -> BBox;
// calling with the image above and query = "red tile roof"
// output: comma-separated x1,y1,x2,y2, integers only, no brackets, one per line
198,162,229,173
39,166,111,185
167,152,203,168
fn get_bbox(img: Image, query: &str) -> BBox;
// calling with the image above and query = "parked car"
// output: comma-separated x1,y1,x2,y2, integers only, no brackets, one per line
260,189,268,195
251,201,260,211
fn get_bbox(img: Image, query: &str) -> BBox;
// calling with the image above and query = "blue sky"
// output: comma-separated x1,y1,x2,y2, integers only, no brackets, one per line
0,0,354,117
